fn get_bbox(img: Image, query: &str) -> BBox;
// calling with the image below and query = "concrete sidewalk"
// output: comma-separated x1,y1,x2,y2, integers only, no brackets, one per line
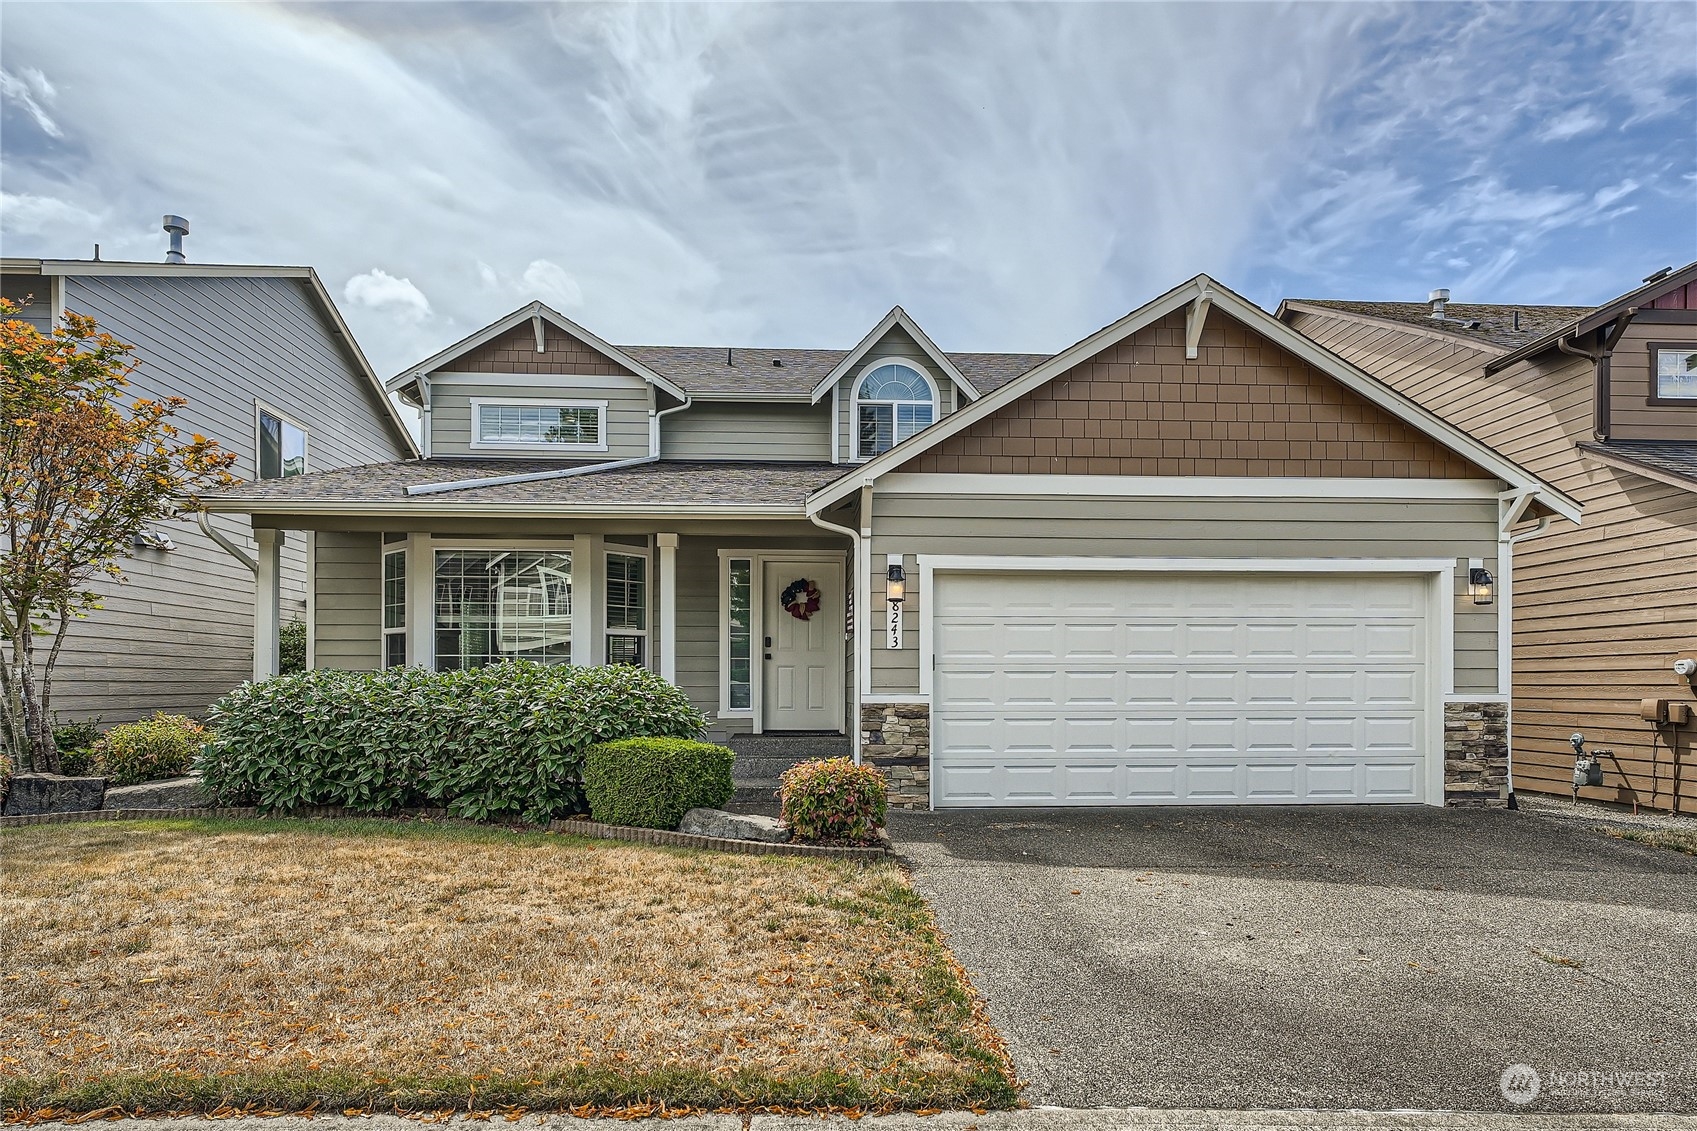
43,1110,1696,1130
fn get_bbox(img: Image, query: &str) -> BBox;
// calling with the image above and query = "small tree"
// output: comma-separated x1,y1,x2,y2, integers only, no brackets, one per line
1,299,236,772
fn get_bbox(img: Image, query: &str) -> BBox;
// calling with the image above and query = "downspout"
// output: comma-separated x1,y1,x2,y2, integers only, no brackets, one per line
1559,310,1637,442
650,391,693,456
418,375,432,459
198,511,258,574
808,492,865,763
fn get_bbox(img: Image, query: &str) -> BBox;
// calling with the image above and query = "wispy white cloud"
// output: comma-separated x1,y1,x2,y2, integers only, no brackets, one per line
0,65,61,138
344,268,431,323
1537,105,1608,143
0,191,99,237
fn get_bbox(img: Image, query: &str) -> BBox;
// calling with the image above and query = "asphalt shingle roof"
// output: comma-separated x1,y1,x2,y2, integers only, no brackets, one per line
213,458,850,508
1579,440,1697,489
617,345,1050,397
1288,300,1595,351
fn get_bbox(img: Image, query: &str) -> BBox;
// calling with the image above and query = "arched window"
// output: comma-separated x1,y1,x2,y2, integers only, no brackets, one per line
855,361,936,458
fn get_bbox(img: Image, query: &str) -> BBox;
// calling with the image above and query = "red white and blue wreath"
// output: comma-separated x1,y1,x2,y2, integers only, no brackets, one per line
780,578,822,621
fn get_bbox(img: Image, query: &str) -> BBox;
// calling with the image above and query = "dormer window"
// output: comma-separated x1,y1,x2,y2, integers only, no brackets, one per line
856,362,936,459
1653,345,1697,402
470,397,608,451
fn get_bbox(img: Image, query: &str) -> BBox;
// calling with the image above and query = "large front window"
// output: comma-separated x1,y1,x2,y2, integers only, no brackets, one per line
472,399,606,450
856,362,935,459
433,549,572,670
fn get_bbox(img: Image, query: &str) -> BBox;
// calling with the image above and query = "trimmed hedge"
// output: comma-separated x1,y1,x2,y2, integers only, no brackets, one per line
199,663,705,823
583,737,734,829
779,758,888,846
95,713,205,786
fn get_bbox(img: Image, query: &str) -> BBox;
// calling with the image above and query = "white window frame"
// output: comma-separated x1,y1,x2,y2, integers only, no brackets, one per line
851,358,938,462
381,546,407,668
468,396,609,453
255,401,309,480
427,541,577,670
604,547,652,668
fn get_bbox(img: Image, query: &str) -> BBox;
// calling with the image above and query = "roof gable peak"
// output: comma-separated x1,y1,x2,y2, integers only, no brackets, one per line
807,306,978,404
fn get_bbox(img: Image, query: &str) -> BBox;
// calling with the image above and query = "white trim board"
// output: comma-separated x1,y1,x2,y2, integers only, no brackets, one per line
878,475,1507,499
807,305,979,405
804,274,1581,524
430,372,649,390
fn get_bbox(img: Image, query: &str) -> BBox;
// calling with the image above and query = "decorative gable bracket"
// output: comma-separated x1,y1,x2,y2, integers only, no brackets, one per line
1186,285,1213,360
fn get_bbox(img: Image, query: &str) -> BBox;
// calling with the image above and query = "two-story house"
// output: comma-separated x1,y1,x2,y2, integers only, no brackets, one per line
1,230,417,722
209,274,1579,811
1281,262,1697,813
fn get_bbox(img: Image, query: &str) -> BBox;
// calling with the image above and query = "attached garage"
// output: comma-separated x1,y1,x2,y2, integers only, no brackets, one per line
926,566,1444,807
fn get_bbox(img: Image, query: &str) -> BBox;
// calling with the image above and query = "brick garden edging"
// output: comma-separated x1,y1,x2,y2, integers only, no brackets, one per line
0,805,454,830
551,817,892,859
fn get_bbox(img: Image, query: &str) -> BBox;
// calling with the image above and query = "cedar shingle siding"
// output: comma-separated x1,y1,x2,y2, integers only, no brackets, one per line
453,323,636,377
901,310,1483,478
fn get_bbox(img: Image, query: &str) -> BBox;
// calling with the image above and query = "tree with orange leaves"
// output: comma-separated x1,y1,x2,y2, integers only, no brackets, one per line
1,298,237,772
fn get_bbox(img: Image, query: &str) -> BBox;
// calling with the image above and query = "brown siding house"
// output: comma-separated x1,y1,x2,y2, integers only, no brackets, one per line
1281,264,1697,813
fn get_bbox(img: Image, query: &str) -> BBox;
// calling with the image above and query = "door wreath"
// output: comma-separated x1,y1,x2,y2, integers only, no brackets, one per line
780,578,822,621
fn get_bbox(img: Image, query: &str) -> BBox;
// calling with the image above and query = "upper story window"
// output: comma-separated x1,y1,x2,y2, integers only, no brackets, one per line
856,362,936,459
1653,345,1697,402
257,405,307,479
471,398,608,451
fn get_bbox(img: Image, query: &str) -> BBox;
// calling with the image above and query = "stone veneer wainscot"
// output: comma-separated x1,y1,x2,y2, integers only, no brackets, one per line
860,702,931,809
1443,700,1510,807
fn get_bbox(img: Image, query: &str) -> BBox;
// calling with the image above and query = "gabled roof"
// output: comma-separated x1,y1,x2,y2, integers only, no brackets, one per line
1280,299,1592,351
613,345,1049,400
390,300,691,402
807,273,1582,522
806,306,981,404
1484,259,1697,373
4,258,419,458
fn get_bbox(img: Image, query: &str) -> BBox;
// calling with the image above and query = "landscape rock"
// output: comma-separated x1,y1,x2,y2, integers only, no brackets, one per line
678,807,790,843
104,775,210,811
2,773,107,816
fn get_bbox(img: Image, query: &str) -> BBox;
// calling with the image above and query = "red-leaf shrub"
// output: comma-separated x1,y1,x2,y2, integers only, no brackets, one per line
779,757,887,845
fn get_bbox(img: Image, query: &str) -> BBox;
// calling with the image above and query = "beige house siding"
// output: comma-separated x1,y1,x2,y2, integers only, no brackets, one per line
903,309,1485,478
835,324,960,463
661,401,832,461
1609,319,1697,439
1287,306,1697,812
312,531,383,671
866,492,1501,697
428,379,652,459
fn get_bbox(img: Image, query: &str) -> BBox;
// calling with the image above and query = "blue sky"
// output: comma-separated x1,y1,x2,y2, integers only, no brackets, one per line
1,2,1693,378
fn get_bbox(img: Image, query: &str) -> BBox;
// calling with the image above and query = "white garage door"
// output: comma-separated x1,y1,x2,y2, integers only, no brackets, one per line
931,571,1432,807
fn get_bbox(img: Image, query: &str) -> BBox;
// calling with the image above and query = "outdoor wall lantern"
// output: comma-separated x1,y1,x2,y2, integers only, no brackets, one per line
1468,563,1495,605
886,562,906,603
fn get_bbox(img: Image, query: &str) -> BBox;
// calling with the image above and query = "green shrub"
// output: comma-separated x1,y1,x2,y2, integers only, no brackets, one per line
582,737,735,829
53,717,102,775
199,662,706,823
278,619,308,674
779,757,888,845
95,713,206,786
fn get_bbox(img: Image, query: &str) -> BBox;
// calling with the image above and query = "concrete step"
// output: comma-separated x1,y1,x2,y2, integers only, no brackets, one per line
725,732,851,760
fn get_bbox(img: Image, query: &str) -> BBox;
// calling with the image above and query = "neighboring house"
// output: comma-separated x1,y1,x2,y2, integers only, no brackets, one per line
206,274,1579,811
1281,262,1697,814
0,245,418,723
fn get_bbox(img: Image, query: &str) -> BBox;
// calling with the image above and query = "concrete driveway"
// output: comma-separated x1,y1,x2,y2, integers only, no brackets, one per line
891,805,1697,1115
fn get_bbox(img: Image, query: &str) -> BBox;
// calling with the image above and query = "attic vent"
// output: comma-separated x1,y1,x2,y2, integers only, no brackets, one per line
771,358,783,367
163,215,189,264
1643,266,1673,284
1428,288,1450,319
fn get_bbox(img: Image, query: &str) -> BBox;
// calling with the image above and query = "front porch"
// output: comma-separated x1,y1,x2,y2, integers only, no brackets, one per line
251,519,855,740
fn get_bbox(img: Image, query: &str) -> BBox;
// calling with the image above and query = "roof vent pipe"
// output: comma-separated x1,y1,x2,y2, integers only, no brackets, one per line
163,215,189,263
1428,288,1450,319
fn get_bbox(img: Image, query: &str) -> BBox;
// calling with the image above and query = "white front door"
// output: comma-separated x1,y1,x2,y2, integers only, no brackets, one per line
762,559,844,731
932,571,1433,807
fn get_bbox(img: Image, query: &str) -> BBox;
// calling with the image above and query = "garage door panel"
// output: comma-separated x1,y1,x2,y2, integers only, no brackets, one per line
932,570,1433,807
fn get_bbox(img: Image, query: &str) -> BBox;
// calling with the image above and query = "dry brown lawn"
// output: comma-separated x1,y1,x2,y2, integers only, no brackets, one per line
0,818,1014,1114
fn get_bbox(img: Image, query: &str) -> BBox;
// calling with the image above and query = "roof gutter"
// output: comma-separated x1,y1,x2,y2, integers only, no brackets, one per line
405,454,659,497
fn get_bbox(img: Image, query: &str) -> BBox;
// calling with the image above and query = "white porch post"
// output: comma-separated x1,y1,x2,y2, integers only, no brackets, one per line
406,533,433,669
253,527,284,681
656,533,679,683
572,534,604,666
